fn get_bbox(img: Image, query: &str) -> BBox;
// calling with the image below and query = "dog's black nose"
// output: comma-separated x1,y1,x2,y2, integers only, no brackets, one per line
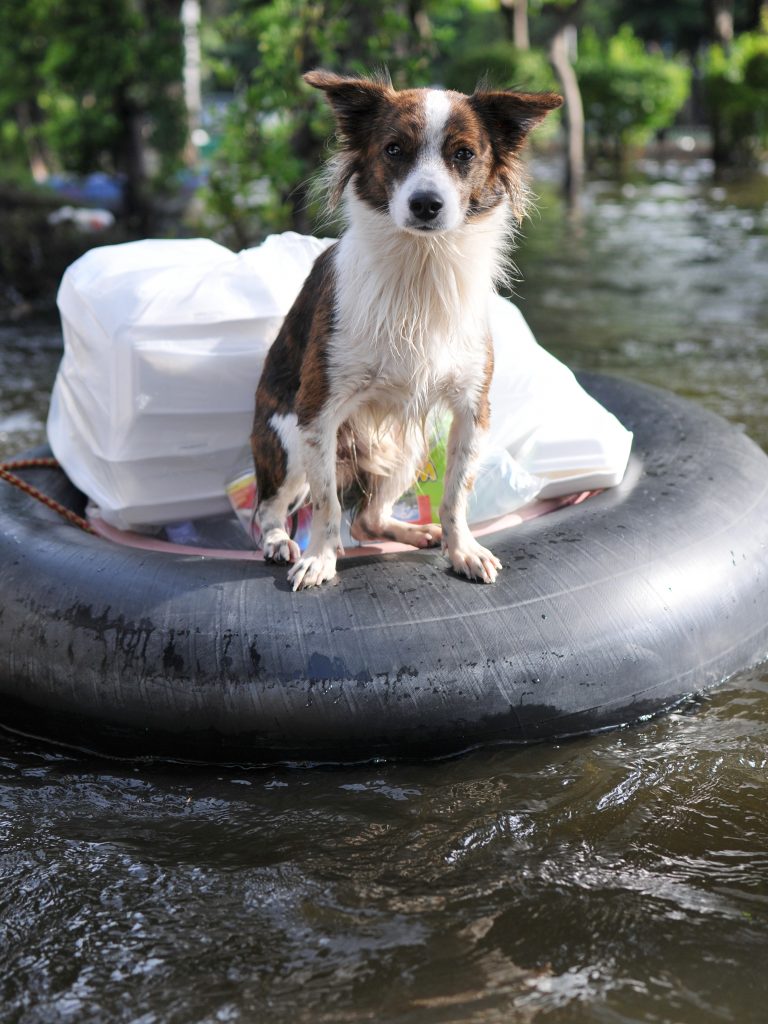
408,191,443,222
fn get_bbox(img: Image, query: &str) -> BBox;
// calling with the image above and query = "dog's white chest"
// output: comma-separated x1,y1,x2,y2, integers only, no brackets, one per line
331,312,483,407
333,233,488,389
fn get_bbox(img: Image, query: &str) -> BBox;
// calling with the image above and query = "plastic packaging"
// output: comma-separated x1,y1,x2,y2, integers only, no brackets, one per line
48,234,632,533
466,449,544,523
48,233,334,529
485,295,633,495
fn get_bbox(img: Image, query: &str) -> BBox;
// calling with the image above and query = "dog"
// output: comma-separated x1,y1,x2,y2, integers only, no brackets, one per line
251,70,562,591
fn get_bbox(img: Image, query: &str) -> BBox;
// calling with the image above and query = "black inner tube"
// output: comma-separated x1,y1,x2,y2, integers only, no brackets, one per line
1,373,767,765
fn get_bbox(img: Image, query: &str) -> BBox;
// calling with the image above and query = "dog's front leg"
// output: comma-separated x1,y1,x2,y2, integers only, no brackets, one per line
440,402,502,584
287,412,345,592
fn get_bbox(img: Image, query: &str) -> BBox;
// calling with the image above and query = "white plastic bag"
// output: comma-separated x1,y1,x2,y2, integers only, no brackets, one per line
486,295,632,499
48,233,333,528
48,233,632,531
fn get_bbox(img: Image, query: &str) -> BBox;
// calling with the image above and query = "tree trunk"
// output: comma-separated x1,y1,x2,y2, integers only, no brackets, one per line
181,0,202,166
500,0,529,49
15,100,52,183
514,0,530,51
116,88,151,232
409,0,433,46
500,0,514,42
711,0,735,50
749,1,768,30
549,20,585,205
287,116,316,234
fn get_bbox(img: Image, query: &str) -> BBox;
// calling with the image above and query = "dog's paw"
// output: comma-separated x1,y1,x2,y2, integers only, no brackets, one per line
287,548,338,591
391,521,443,548
263,532,300,564
446,539,502,584
351,518,443,549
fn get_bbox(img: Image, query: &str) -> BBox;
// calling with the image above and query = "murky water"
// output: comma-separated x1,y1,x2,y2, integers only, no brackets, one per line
518,158,768,447
1,160,768,1022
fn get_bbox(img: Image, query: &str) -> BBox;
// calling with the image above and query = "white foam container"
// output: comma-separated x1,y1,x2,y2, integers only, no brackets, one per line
486,294,632,496
49,234,331,528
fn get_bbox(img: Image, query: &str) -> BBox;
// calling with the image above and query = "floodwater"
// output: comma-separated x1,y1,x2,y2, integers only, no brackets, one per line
1,159,768,1022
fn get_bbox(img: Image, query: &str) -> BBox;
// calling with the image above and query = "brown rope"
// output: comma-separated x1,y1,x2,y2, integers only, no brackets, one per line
0,458,96,534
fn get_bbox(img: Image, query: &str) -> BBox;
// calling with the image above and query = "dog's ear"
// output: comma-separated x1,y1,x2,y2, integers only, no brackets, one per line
470,89,563,151
304,69,391,143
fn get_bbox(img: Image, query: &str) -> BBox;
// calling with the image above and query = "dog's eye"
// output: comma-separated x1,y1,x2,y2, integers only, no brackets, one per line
385,142,402,158
454,147,475,163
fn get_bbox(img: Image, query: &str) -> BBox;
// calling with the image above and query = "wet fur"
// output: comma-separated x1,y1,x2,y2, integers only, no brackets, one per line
251,70,561,589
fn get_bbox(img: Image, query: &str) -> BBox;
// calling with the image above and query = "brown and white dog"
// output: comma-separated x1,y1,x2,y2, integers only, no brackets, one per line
251,70,562,591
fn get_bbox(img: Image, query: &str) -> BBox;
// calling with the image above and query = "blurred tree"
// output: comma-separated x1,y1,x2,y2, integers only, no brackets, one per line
606,0,708,50
703,20,768,167
443,41,557,95
606,0,764,50
748,0,768,29
711,0,736,50
500,0,530,49
0,0,56,183
545,1,586,202
182,0,203,164
576,25,691,163
0,0,187,229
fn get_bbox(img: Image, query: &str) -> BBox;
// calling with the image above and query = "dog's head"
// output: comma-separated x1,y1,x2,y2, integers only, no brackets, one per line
305,69,562,234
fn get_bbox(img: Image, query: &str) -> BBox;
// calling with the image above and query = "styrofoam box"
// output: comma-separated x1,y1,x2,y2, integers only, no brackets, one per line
49,234,333,528
486,295,633,496
48,235,632,530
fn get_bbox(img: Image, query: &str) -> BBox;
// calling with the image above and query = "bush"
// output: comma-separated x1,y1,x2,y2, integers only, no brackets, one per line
703,29,768,167
443,41,558,95
576,25,691,160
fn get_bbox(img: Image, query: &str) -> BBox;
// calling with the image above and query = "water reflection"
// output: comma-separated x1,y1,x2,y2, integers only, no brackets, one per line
517,160,768,447
0,318,61,457
1,675,767,1022
1,164,768,1022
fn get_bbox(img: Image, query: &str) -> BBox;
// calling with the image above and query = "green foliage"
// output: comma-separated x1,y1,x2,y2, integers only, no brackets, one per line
0,1,187,197
201,0,443,244
576,24,691,158
703,28,768,167
604,0,712,52
443,41,557,95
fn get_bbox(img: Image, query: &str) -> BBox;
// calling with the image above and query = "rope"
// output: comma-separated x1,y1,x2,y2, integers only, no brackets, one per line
0,457,95,534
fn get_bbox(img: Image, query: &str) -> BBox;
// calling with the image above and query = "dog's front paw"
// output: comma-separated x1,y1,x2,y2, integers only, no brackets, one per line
446,538,502,584
263,531,300,564
287,548,338,591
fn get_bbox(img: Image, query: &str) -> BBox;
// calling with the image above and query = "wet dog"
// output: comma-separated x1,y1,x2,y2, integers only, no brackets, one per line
251,70,561,590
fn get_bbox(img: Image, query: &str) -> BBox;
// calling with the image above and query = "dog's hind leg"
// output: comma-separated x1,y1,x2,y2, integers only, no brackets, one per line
252,412,309,563
350,451,442,549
